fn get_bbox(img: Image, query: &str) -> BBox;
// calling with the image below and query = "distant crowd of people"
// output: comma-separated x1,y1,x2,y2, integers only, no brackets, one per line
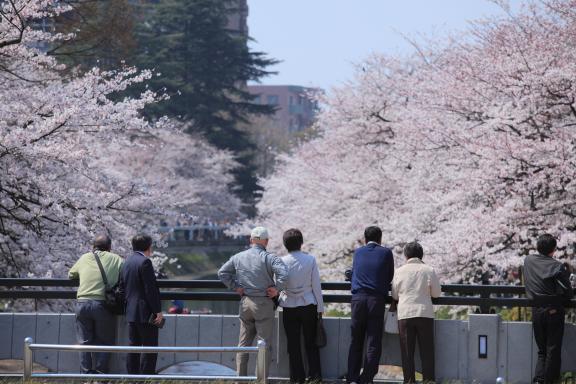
69,228,572,384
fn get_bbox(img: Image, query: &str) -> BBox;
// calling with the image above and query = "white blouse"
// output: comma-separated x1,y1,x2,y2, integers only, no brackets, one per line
279,251,324,312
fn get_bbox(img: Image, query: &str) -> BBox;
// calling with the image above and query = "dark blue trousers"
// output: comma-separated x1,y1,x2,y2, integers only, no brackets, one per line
75,300,115,374
347,294,386,384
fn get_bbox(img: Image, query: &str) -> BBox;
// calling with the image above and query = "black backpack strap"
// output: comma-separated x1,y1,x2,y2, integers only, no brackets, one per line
93,251,109,288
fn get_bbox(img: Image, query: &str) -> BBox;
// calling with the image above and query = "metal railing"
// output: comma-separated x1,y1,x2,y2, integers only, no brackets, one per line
23,337,268,383
1,278,573,309
2,278,576,315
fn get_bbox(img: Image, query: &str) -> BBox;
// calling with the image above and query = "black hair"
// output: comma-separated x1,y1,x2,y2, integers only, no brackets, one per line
93,235,112,252
364,226,382,244
536,234,557,256
283,228,303,252
404,241,424,259
132,234,153,252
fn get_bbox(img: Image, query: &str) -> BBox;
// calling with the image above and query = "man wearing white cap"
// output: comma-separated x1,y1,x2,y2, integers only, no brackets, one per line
218,226,288,376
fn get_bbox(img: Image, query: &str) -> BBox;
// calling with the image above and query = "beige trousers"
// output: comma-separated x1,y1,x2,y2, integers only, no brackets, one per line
236,296,274,376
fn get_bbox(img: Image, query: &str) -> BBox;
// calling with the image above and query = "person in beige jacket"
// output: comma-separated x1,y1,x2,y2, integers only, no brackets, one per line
391,242,441,384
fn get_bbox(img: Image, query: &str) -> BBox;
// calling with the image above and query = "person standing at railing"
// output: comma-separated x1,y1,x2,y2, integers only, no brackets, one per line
68,234,124,374
120,234,164,375
391,242,441,384
524,234,574,384
218,226,288,377
278,228,324,384
347,226,394,384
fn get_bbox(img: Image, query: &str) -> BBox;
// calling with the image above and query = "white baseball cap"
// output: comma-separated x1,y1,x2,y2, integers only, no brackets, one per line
250,226,269,240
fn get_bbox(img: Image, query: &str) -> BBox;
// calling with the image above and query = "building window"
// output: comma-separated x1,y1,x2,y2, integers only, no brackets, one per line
289,96,294,105
252,95,261,104
267,95,279,105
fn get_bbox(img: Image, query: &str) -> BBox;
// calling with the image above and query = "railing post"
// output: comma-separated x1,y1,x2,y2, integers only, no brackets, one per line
23,337,33,382
256,339,268,384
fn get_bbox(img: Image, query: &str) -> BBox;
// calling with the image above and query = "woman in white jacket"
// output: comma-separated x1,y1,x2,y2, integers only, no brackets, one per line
392,242,441,384
279,228,324,384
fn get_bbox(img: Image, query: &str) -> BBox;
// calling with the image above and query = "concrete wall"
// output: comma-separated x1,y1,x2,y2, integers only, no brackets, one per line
1,312,574,383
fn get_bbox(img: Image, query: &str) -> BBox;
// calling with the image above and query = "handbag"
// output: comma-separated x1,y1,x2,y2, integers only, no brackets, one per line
384,302,399,334
316,316,327,348
93,251,125,315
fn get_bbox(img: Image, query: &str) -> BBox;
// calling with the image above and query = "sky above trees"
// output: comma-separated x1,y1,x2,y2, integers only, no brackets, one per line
248,0,523,90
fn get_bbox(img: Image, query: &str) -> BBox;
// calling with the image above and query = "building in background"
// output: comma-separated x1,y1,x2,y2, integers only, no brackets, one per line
248,85,320,133
227,0,249,37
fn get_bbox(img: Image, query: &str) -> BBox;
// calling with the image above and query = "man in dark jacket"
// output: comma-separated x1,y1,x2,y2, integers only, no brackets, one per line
347,226,394,384
120,234,163,374
524,234,573,384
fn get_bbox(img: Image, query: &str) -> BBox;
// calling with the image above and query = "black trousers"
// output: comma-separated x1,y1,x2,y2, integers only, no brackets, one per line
532,307,565,384
347,294,385,384
282,304,322,383
398,317,435,384
127,322,159,374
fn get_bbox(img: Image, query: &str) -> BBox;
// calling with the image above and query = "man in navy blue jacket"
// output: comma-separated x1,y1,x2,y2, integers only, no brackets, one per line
347,226,394,384
120,234,163,374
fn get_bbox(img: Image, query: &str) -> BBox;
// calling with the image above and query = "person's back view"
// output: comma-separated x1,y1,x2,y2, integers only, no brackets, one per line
392,242,441,384
120,234,163,375
218,226,288,377
68,235,124,374
347,226,394,384
524,234,573,384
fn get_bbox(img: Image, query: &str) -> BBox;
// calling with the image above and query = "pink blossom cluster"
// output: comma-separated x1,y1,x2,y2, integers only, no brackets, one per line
0,1,241,278
255,0,576,283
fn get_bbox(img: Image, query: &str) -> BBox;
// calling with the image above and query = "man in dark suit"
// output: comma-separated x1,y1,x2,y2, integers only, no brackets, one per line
120,234,163,374
347,226,394,384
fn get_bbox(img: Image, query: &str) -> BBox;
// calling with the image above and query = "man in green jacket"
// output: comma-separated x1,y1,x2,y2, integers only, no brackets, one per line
69,235,124,374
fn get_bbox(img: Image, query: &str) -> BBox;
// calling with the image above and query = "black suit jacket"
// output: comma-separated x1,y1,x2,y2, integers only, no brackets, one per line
120,252,161,323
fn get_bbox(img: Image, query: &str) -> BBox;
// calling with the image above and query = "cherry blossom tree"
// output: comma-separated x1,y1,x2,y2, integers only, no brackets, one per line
255,0,576,283
0,0,241,278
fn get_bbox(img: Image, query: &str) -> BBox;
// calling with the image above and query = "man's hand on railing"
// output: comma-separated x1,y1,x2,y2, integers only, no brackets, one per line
154,312,164,326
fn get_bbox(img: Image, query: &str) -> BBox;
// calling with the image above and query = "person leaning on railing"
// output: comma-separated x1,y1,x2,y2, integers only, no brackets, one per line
68,234,124,374
524,234,574,384
391,241,441,384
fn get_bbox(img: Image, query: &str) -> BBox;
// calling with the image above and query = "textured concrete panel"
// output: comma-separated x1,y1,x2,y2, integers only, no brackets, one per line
320,317,342,379
458,321,468,380
0,313,13,359
174,315,200,363
506,321,533,384
35,314,60,371
221,315,240,371
11,313,37,359
337,318,352,380
198,315,223,363
435,320,460,380
468,314,500,384
157,314,177,370
57,314,79,373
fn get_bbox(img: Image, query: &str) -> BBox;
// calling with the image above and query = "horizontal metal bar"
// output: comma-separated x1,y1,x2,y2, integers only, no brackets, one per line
29,343,258,353
0,278,529,293
32,373,255,381
2,289,576,307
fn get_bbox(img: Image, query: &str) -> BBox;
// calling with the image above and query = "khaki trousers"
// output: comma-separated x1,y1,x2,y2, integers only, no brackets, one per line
237,296,274,376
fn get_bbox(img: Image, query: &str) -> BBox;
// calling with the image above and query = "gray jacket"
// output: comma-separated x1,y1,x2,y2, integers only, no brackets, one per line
218,245,288,297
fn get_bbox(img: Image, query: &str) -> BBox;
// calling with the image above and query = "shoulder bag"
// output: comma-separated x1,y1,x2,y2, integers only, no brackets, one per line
316,315,327,347
384,301,399,334
93,251,125,315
